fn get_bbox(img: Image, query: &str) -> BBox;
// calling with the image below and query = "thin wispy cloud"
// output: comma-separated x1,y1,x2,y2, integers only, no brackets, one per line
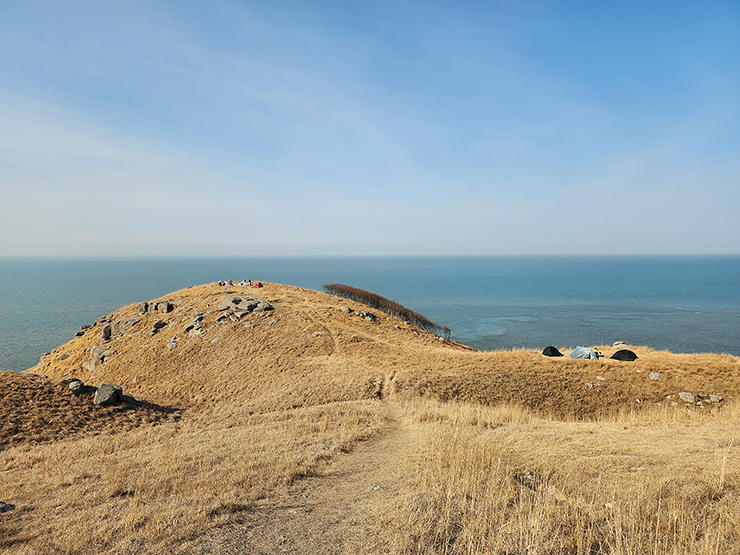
1,0,738,255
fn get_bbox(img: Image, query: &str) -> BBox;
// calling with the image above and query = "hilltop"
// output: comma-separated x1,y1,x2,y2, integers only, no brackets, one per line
21,282,740,418
2,282,740,554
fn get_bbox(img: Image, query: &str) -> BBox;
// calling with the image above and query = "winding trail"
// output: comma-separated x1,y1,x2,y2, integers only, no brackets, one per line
190,403,415,554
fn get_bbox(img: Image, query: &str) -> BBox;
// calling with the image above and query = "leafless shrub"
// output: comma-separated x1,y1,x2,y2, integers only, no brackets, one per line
323,284,451,339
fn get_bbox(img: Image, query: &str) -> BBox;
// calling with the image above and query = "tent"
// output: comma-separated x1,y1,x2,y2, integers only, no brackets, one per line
571,346,598,360
542,346,564,357
611,349,638,361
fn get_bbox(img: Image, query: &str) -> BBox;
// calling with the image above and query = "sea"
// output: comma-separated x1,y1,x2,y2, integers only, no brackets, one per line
1,256,738,372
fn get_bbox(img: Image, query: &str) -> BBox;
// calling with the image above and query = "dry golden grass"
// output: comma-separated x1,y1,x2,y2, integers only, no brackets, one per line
0,400,386,554
385,398,740,554
3,282,740,553
0,371,179,449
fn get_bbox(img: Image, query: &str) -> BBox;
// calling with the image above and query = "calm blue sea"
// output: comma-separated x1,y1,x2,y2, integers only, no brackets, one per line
1,256,738,372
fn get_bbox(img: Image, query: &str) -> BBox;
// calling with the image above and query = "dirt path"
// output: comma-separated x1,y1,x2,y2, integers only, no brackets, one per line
189,403,414,554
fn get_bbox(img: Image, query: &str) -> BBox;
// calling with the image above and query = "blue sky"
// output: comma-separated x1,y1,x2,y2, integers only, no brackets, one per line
1,0,738,255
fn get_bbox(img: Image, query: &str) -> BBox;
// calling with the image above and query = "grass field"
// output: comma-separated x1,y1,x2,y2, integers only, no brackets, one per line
2,282,738,554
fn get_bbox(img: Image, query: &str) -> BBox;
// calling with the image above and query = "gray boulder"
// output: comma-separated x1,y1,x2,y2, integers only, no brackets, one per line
0,502,14,513
69,380,84,393
85,345,116,370
253,301,274,315
94,384,123,406
679,392,695,403
94,316,111,327
710,394,724,403
218,296,240,311
101,316,141,340
340,306,352,313
649,372,661,381
137,302,149,314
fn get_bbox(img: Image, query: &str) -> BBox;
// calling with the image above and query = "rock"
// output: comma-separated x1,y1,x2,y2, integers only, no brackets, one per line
89,344,108,358
102,316,142,340
0,502,15,513
586,383,595,389
613,341,627,347
218,296,240,311
596,376,606,381
211,338,220,344
86,345,115,370
679,392,695,403
59,352,70,360
152,319,167,332
69,380,84,393
115,316,141,335
216,313,231,322
649,372,661,381
156,301,172,313
94,384,123,406
710,394,724,403
137,302,149,314
80,324,91,330
94,316,111,327
340,306,352,313
253,301,274,315
75,330,85,337
82,356,103,372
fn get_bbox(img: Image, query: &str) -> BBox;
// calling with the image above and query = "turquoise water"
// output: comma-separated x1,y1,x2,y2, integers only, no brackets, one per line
1,256,738,372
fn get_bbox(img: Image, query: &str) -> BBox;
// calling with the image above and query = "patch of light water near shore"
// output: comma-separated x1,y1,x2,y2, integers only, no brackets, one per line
0,255,738,371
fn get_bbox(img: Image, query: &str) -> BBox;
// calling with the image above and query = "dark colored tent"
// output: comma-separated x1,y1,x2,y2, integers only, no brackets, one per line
611,349,638,361
542,346,563,357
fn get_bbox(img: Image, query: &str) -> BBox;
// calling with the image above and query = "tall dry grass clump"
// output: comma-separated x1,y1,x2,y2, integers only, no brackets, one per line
386,398,740,555
323,283,451,338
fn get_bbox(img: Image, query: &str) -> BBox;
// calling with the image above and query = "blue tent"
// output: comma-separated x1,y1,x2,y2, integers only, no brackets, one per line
571,346,598,360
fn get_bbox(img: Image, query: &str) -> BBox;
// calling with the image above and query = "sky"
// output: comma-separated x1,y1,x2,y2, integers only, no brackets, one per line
1,0,738,256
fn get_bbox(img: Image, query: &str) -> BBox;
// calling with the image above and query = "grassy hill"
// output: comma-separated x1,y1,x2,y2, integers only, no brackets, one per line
2,282,739,554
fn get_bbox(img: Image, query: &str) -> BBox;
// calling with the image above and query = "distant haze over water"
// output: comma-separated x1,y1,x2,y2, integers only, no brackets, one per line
1,256,738,372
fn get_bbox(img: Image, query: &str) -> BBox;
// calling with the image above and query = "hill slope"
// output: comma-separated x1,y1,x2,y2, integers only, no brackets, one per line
24,281,740,418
